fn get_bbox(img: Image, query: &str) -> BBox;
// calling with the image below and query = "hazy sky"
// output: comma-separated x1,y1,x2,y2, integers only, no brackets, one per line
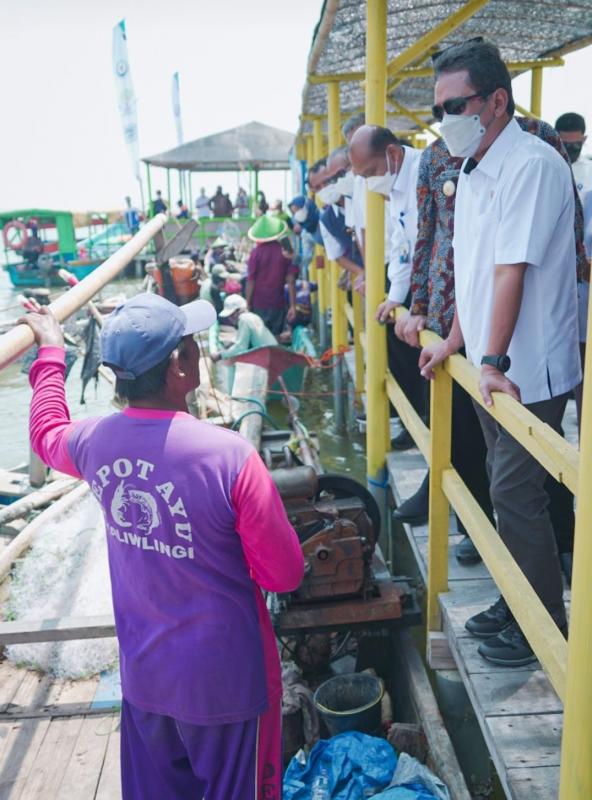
0,0,590,214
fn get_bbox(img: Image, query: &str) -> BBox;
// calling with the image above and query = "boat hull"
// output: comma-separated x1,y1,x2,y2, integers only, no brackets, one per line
4,261,101,288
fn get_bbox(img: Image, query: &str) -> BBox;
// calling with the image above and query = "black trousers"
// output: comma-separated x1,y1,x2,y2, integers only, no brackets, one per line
386,323,427,418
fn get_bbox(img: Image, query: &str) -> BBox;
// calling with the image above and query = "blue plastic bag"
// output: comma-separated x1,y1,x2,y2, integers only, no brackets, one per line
283,732,397,800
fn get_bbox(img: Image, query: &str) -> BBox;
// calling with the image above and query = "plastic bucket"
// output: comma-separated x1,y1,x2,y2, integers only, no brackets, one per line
170,257,199,303
313,673,384,736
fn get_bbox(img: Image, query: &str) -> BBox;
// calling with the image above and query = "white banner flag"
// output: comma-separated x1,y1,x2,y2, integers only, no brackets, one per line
112,19,140,180
172,71,184,146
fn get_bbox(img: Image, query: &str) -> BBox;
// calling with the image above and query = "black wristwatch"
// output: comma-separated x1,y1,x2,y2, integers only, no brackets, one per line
481,354,511,373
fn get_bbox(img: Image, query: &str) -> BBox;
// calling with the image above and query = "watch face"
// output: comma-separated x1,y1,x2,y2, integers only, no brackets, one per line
500,355,511,372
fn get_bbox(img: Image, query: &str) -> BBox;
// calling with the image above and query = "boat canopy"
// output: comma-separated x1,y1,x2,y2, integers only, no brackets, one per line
143,121,295,172
0,208,76,256
299,0,592,135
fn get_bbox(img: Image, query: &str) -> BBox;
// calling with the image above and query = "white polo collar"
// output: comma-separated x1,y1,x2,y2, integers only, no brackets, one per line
392,146,414,193
472,117,521,180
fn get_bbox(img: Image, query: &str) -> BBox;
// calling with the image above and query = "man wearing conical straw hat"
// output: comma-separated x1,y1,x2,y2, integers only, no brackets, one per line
246,215,298,335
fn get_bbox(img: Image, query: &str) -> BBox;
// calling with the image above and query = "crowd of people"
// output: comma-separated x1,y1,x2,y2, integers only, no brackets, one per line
287,38,591,669
131,185,285,224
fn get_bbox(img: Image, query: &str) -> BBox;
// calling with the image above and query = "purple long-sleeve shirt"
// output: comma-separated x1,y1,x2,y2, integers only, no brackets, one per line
29,346,304,725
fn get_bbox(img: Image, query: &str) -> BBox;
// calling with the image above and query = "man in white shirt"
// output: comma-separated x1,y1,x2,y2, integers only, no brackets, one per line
317,148,364,284
195,188,210,219
419,40,579,666
555,112,592,426
350,125,425,447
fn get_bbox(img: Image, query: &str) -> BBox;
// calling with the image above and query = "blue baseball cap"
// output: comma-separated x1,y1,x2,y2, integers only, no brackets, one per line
100,293,216,380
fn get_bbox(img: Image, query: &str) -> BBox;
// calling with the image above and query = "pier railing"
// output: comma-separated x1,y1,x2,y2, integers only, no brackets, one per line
386,310,577,701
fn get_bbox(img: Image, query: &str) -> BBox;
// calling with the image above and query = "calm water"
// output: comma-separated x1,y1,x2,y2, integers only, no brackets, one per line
0,269,367,477
0,270,142,469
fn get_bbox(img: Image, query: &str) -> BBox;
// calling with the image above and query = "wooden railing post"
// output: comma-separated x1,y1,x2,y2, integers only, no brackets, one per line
427,363,452,631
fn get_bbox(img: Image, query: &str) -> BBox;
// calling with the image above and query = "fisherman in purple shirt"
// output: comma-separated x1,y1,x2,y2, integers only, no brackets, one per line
21,293,304,800
246,215,298,335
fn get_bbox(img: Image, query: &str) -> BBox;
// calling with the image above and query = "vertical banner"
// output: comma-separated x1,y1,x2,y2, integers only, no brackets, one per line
112,19,140,182
171,71,184,146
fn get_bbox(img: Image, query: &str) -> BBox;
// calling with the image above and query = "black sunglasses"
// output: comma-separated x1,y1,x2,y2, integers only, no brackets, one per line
431,92,490,122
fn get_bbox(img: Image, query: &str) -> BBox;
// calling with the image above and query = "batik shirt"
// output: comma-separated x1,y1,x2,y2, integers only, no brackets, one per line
410,118,588,338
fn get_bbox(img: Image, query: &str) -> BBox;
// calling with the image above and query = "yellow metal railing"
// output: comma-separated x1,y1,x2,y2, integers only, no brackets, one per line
384,309,577,700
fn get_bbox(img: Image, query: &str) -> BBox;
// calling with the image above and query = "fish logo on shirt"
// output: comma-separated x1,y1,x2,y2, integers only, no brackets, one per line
111,480,161,535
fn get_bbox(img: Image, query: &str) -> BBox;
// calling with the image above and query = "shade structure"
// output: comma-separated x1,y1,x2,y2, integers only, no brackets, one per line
299,0,592,134
143,121,295,172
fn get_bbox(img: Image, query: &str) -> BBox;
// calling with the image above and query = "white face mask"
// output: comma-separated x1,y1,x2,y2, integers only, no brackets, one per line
335,171,354,198
294,207,308,223
317,183,342,206
439,112,486,158
366,151,397,197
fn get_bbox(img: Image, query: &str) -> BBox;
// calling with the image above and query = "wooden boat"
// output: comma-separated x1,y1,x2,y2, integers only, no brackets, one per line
1,209,108,288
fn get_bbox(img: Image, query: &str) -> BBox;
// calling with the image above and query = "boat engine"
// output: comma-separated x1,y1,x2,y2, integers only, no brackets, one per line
271,467,380,603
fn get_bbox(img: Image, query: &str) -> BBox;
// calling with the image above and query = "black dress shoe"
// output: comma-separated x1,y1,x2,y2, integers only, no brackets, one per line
391,428,416,451
455,536,482,565
393,474,429,525
465,596,512,638
477,621,537,666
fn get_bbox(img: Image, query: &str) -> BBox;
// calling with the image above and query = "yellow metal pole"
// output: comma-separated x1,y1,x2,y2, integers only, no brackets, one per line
305,135,318,285
327,80,347,430
427,367,452,630
365,0,389,502
352,289,364,396
559,278,592,797
313,117,329,350
530,67,543,117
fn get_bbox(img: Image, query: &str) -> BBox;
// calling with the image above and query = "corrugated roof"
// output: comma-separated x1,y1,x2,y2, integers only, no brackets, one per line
143,121,295,171
301,0,592,132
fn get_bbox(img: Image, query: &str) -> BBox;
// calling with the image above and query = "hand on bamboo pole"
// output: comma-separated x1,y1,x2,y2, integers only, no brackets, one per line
17,306,64,349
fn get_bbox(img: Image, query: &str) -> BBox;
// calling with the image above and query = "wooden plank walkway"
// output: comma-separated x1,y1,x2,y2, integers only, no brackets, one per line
0,662,121,799
387,442,567,800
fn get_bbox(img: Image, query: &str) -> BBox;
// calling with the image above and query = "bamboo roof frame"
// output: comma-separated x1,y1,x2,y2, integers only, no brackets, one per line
298,0,592,136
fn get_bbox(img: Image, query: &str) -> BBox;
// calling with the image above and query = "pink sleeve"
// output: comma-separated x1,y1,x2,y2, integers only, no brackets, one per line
231,451,304,592
28,346,81,477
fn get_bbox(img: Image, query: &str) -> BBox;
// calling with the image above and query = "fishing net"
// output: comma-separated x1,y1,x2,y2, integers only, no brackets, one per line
5,491,117,679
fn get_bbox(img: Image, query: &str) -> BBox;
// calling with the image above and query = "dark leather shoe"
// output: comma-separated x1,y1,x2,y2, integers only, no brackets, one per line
455,536,482,565
393,474,429,525
465,596,512,638
477,621,536,666
391,428,415,451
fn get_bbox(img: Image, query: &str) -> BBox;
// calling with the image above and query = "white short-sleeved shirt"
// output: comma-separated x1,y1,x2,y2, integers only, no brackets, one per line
572,156,592,203
387,146,421,303
319,205,347,261
453,118,581,405
350,174,393,259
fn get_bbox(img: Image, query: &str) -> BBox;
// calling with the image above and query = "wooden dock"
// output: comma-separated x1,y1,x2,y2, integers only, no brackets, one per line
344,346,573,799
0,663,121,799
387,442,568,800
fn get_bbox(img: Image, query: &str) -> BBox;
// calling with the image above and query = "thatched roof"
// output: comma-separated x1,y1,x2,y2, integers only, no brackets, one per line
143,121,295,171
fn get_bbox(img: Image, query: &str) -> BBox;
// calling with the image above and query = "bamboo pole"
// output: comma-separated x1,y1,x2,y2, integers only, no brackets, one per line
0,484,89,581
0,214,167,371
0,477,79,526
365,0,390,508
